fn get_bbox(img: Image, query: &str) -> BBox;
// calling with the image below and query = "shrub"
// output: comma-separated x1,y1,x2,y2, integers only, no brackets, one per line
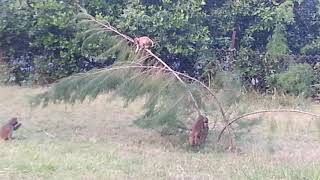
0,0,85,84
301,38,320,56
267,63,315,96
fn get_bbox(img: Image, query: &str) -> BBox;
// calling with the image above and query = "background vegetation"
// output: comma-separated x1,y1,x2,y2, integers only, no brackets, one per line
0,0,319,96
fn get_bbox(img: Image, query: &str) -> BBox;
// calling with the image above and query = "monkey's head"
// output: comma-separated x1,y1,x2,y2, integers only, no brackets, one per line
198,114,208,123
9,117,21,131
8,117,18,126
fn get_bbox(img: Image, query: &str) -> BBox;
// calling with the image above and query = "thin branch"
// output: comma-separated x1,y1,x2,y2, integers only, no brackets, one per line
78,7,134,43
77,7,202,114
173,68,226,119
145,50,200,113
43,130,56,138
217,109,320,141
110,64,227,121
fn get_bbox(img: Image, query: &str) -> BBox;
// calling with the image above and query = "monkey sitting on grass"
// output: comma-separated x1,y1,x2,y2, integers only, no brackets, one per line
0,117,21,140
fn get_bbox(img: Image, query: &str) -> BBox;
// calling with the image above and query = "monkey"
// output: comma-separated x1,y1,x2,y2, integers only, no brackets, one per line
134,36,154,53
0,117,21,140
189,115,209,146
199,117,209,144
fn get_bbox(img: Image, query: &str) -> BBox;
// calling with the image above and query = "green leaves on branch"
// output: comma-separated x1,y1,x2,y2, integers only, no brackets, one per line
76,10,136,62
32,63,217,133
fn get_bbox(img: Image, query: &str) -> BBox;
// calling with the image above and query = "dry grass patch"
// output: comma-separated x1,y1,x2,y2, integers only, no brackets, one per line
0,86,320,179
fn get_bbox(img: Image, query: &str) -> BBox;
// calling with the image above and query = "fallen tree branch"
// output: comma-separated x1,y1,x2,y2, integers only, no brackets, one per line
78,6,202,114
63,63,226,120
77,7,236,148
217,109,320,141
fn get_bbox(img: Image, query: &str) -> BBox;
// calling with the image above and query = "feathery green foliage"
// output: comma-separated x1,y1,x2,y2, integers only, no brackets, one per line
75,8,140,63
30,6,254,137
32,62,220,133
31,7,230,134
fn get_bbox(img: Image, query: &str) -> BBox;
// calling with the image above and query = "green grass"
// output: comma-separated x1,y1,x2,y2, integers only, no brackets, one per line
1,140,320,180
0,86,320,179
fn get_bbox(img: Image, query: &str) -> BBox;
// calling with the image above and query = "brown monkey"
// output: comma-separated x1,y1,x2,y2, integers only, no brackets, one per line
199,117,209,144
189,115,209,146
0,117,21,140
134,36,154,53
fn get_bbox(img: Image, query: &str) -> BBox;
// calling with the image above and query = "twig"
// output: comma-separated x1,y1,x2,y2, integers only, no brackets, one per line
146,50,201,113
78,7,134,43
217,109,320,141
43,130,56,138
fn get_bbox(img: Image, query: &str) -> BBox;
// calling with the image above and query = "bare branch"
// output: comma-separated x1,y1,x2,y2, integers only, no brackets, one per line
217,109,320,141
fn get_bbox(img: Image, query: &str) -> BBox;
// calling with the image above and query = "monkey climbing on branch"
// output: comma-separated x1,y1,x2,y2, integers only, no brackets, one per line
0,117,21,140
134,36,154,53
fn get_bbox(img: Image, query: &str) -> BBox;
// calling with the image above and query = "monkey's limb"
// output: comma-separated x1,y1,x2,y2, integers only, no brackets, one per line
7,130,13,140
13,123,21,131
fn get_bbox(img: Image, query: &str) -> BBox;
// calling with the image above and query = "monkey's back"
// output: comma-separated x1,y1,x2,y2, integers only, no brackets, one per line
0,125,13,140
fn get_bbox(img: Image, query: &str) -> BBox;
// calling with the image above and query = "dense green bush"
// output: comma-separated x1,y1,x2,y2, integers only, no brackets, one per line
233,48,320,98
111,0,211,75
0,0,81,84
301,39,320,56
0,0,319,98
267,63,315,96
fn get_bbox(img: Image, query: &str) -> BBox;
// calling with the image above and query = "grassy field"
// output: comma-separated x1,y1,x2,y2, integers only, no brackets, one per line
0,86,320,179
